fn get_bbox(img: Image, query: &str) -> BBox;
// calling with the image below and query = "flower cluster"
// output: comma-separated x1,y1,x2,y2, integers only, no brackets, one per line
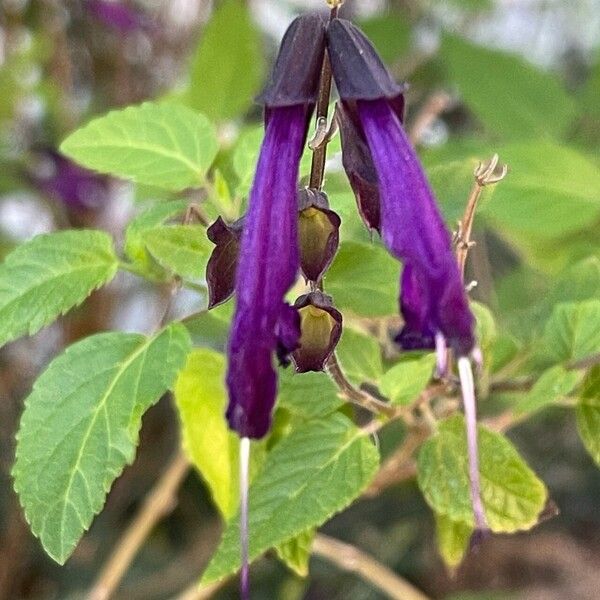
205,13,486,584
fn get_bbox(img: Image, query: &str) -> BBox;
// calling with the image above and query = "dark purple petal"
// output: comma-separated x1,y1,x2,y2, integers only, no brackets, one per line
87,0,147,33
327,19,406,112
357,99,475,356
336,104,381,232
226,105,307,439
257,14,326,108
297,188,341,282
29,148,111,212
292,291,342,373
275,303,302,367
206,216,244,308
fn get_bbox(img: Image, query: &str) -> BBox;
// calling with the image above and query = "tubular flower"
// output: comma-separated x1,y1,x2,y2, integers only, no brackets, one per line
328,19,485,532
225,14,326,440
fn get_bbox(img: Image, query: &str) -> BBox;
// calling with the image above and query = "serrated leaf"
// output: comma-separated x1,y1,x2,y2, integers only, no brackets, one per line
417,415,547,532
380,354,435,406
434,512,473,570
336,327,383,386
202,413,379,583
142,225,212,279
325,241,399,317
442,35,576,139
175,349,261,518
576,366,600,467
543,300,600,363
61,102,218,191
13,324,191,564
124,200,189,265
189,0,264,122
515,365,582,415
275,528,315,577
277,370,343,420
0,230,118,348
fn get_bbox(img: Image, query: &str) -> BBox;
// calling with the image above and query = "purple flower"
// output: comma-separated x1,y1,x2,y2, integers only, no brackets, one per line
225,14,326,440
328,19,485,532
87,0,148,33
28,148,111,212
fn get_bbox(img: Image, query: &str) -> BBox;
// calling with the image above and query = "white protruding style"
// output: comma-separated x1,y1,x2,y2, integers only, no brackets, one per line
239,437,251,600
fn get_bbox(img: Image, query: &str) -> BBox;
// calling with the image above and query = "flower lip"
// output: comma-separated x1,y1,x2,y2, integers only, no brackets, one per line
257,14,327,108
326,19,407,103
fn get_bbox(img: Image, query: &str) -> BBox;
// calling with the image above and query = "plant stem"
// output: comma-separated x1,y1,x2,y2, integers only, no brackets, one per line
312,534,431,600
327,352,399,418
88,451,190,600
308,4,339,190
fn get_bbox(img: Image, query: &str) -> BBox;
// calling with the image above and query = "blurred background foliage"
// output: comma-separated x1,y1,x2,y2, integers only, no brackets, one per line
1,0,600,599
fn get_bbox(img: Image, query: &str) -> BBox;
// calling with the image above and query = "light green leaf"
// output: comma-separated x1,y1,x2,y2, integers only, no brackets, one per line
0,230,118,348
336,327,383,386
183,303,233,351
576,366,600,467
142,225,212,279
232,126,262,197
515,365,582,415
202,413,379,583
277,370,343,420
175,349,248,518
434,512,473,570
380,354,435,406
275,529,315,577
543,301,600,363
189,0,264,121
61,102,218,190
417,415,547,532
124,200,189,265
442,35,576,139
13,324,191,564
472,302,497,356
481,142,600,240
325,241,399,317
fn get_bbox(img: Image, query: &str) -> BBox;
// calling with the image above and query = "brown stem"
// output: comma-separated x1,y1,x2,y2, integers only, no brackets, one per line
408,91,453,145
312,534,431,600
326,353,399,419
88,452,190,600
308,5,339,190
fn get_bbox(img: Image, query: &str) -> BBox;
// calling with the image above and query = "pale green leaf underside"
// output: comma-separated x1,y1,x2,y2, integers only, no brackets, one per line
142,225,213,279
61,102,218,191
0,230,118,348
275,528,315,577
13,324,191,564
202,413,379,583
175,349,240,518
380,353,435,406
417,415,547,533
434,512,473,570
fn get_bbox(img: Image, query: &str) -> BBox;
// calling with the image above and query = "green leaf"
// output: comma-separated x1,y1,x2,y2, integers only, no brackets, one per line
124,200,189,266
481,142,600,239
441,34,576,139
336,327,383,386
232,126,262,197
417,415,547,532
142,225,212,279
0,230,118,348
542,301,600,363
13,324,191,564
275,529,315,577
380,354,436,406
325,241,399,317
515,365,582,415
175,349,250,518
61,102,218,191
202,413,379,583
472,302,497,356
189,0,264,122
277,370,343,420
184,303,233,351
434,512,473,570
576,366,600,467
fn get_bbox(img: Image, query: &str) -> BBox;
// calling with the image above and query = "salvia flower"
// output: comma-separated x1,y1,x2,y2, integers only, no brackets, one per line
226,14,326,440
328,19,485,532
